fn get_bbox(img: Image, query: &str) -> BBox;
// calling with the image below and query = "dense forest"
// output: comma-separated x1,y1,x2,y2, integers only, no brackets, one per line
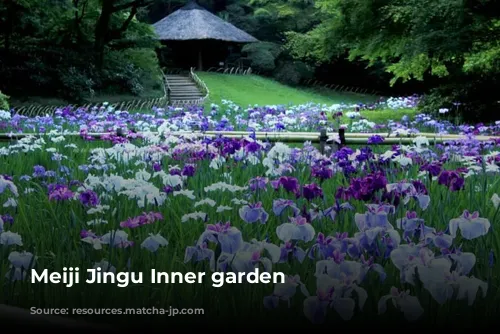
0,0,499,120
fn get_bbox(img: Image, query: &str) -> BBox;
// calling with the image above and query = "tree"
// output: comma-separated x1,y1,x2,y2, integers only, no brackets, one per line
285,0,500,119
0,0,162,102
94,0,154,68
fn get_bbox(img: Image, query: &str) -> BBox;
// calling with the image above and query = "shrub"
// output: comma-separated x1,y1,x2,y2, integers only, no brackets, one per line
242,42,283,73
274,60,314,86
418,77,499,122
0,90,9,110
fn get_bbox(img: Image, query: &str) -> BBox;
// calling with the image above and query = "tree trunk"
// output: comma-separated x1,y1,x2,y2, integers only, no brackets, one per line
94,0,146,69
94,1,115,69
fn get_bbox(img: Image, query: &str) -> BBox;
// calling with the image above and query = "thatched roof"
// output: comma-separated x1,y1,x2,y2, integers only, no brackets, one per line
152,1,258,43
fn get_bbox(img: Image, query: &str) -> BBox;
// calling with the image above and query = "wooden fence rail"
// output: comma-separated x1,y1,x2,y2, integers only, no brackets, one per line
301,78,383,96
1,129,498,153
205,66,253,75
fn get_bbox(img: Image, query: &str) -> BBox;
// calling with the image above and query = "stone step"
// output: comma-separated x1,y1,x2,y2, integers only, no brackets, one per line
168,80,194,83
169,87,197,90
165,75,205,105
170,88,202,93
171,100,203,102
170,94,203,100
171,96,205,99
170,88,201,92
168,84,198,88
170,91,204,95
170,92,205,97
171,97,204,100
168,83,196,86
171,103,203,107
170,89,202,93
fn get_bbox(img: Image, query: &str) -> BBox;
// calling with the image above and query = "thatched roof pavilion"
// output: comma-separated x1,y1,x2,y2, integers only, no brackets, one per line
152,0,258,70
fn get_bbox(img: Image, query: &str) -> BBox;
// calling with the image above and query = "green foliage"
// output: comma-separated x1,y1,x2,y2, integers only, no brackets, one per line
283,0,500,119
100,48,163,96
3,0,499,121
0,0,161,103
248,0,318,31
57,66,96,101
273,60,313,86
242,42,282,73
463,17,500,74
220,0,322,84
0,90,9,110
418,76,499,122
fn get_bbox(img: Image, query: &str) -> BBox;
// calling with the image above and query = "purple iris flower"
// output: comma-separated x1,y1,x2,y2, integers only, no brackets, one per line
420,162,442,177
302,183,323,201
276,216,315,242
182,164,196,177
279,241,306,263
33,165,46,178
438,170,465,191
184,242,216,271
396,211,436,241
152,162,162,172
47,184,74,201
245,141,261,153
272,199,300,217
248,177,268,191
309,232,350,260
449,210,491,240
367,135,385,144
169,167,182,176
197,221,243,254
78,189,100,207
271,176,301,197
239,202,269,224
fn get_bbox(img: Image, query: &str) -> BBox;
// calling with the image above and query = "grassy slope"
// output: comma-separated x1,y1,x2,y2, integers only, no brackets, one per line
198,72,418,124
198,72,377,107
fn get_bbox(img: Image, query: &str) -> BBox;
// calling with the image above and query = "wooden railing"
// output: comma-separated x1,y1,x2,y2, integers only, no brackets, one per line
205,66,253,75
163,68,187,75
301,78,383,96
190,67,209,98
164,74,172,106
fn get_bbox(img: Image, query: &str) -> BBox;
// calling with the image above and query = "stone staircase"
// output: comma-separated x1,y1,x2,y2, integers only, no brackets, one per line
165,74,206,106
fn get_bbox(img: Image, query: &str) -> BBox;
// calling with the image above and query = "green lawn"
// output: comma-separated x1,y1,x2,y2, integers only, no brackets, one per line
197,72,377,107
198,72,418,124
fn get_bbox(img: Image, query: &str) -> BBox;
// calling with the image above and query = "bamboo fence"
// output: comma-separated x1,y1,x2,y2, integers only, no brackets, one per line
205,66,253,75
10,71,171,118
301,78,383,96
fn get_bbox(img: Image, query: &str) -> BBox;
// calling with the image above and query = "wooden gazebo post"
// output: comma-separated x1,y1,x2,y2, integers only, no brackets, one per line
198,49,203,71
